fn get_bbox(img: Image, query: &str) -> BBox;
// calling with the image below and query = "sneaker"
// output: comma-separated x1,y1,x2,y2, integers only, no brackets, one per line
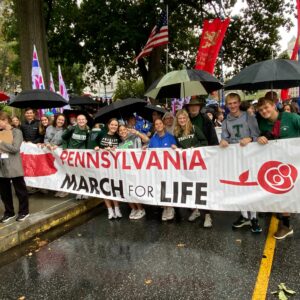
16,214,29,222
162,207,168,221
108,210,116,220
115,207,122,218
204,213,212,228
188,209,200,222
232,215,251,228
166,207,175,220
129,209,138,220
0,214,15,223
133,209,146,220
56,192,69,198
75,194,83,200
251,218,262,233
273,224,293,240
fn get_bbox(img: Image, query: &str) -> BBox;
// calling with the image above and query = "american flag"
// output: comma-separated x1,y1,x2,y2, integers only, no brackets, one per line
31,45,45,90
135,11,168,61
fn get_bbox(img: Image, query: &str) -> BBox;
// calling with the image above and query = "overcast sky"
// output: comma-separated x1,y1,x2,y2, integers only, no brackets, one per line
231,0,297,52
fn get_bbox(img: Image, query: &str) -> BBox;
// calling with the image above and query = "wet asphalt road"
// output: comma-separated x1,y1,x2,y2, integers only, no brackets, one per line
0,206,299,300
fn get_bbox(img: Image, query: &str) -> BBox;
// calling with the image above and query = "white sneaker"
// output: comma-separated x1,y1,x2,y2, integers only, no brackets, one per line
204,213,212,228
58,192,69,198
108,210,116,220
55,191,69,198
162,207,168,221
133,209,146,220
188,209,200,222
129,209,138,219
75,194,82,200
166,207,175,220
115,207,122,218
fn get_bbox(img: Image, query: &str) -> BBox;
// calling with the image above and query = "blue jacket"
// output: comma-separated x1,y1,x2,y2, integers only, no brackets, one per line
149,131,176,148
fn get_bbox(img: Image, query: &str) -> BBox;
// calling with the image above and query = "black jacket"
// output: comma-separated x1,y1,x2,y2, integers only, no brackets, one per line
190,113,219,146
21,119,43,143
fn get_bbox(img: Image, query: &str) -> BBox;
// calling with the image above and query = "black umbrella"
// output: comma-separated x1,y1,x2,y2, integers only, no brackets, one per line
9,89,68,109
145,69,223,99
94,98,147,123
63,109,94,128
69,95,97,106
225,59,300,91
136,104,167,122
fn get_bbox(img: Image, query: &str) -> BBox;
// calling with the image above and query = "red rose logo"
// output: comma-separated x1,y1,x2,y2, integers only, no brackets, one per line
257,161,298,194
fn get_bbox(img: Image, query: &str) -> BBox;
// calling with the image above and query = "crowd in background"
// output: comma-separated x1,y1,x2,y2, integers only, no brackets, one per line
1,91,300,240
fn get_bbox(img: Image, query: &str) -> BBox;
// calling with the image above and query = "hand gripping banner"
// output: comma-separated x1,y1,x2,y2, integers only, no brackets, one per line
21,138,300,213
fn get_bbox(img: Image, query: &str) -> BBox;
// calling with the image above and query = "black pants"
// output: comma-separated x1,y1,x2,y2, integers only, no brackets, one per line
0,177,29,216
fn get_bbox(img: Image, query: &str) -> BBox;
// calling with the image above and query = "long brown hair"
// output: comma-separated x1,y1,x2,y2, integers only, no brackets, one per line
173,109,193,137
38,116,50,135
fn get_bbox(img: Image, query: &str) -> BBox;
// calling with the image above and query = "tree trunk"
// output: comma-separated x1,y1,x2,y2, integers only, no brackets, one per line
146,47,163,90
15,0,50,90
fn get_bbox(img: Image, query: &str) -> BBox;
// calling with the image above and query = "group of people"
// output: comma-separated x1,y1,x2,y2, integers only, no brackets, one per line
0,90,299,241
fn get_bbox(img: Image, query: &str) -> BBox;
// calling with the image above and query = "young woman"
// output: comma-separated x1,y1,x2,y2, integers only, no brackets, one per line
11,116,21,129
172,109,210,226
95,118,122,220
0,112,29,223
38,115,50,144
118,124,149,220
283,103,296,113
62,114,90,199
149,118,177,221
44,114,68,198
44,114,67,150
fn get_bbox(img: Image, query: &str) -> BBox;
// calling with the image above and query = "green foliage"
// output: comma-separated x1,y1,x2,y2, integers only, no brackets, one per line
0,1,21,92
113,80,145,100
1,0,296,93
223,0,294,76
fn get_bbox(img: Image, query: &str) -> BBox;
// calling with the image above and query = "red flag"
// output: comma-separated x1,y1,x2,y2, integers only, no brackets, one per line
195,18,230,74
135,11,168,61
281,0,300,101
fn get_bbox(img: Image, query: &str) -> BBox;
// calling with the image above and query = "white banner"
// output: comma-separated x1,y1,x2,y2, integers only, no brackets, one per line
21,138,300,213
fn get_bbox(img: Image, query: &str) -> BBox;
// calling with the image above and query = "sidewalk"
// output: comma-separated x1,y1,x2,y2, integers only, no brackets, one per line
0,191,103,254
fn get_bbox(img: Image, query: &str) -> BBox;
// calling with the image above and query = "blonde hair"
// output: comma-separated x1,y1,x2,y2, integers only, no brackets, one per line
174,109,193,137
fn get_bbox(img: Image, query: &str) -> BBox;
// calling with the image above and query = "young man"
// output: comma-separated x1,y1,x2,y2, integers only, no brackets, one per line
185,98,219,227
20,108,43,144
220,93,262,233
257,97,300,240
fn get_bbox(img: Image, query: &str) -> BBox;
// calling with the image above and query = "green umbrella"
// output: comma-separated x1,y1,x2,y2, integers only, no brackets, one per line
145,69,223,99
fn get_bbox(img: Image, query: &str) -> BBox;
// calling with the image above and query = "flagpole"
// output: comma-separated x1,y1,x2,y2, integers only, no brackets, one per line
165,4,169,108
166,4,169,74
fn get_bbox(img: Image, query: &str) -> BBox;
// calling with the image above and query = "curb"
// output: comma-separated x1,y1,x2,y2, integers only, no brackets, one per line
0,197,103,254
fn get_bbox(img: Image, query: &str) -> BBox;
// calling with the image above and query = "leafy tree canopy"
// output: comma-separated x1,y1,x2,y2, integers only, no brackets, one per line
2,0,296,92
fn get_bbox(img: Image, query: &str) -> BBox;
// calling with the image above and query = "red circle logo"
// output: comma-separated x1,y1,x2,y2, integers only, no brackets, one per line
257,161,298,194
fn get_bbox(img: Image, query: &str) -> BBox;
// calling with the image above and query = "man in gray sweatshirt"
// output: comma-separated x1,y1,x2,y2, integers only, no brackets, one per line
220,93,262,233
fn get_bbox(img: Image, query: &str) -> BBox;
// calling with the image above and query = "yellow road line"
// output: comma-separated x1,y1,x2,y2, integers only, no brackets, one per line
252,215,279,300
